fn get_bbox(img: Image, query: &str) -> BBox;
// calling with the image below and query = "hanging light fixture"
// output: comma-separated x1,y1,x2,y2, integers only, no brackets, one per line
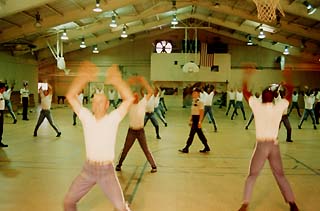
171,13,178,26
120,26,128,38
109,13,117,28
283,46,290,55
92,45,99,53
247,35,253,45
61,29,69,40
34,11,42,28
258,28,265,39
93,0,102,12
303,1,317,15
80,37,86,48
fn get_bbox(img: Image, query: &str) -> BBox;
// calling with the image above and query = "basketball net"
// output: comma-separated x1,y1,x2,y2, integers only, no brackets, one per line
252,0,284,22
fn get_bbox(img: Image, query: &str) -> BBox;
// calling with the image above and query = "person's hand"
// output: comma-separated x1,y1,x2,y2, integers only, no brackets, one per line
198,121,202,128
105,64,122,84
78,61,98,81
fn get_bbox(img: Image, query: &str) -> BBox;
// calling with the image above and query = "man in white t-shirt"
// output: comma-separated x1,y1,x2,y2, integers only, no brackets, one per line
202,86,218,132
33,84,61,137
116,76,157,173
4,84,17,124
0,83,8,147
108,88,117,108
64,62,133,211
287,91,301,117
315,89,320,124
226,88,236,115
298,89,317,130
179,87,211,153
20,82,30,120
144,90,161,139
231,88,246,120
238,66,299,211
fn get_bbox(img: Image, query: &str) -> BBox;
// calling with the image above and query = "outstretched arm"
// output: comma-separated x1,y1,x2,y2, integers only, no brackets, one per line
242,65,254,102
281,67,294,102
105,65,134,118
128,76,153,100
66,61,98,115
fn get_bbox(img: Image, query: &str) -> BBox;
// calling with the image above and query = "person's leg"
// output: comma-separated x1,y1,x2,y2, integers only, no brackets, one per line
45,110,61,135
180,126,196,153
116,129,136,170
144,113,151,126
22,97,28,120
282,115,292,142
154,107,167,126
242,142,269,204
137,129,157,170
160,97,167,111
196,128,210,152
98,164,131,211
150,113,161,139
226,100,232,115
240,102,246,120
73,112,77,125
0,110,6,146
298,109,307,129
268,143,296,203
231,102,239,120
63,163,96,211
207,106,217,131
315,102,320,124
33,110,46,136
5,100,17,121
245,113,254,129
294,103,301,117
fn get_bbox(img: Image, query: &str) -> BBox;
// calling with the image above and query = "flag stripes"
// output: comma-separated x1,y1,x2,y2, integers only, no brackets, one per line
200,43,214,67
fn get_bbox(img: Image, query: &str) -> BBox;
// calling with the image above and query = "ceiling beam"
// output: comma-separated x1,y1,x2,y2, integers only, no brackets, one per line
44,4,64,17
0,18,22,28
0,0,57,18
68,0,86,11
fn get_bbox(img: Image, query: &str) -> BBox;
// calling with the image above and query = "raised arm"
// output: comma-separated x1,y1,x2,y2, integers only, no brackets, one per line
281,67,294,102
105,64,134,118
66,61,98,115
242,65,254,102
128,76,153,100
47,83,53,95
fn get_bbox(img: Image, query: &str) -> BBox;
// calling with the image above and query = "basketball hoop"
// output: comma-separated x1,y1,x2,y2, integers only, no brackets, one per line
252,0,284,22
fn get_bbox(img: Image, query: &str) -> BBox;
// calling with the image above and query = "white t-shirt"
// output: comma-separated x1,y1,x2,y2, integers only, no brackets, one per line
3,88,12,100
40,92,52,110
108,90,115,100
249,97,289,142
228,91,235,100
203,91,214,106
236,91,243,101
304,94,315,109
292,93,299,102
0,93,4,110
20,88,29,98
146,95,155,112
78,108,122,162
191,98,204,115
78,93,84,106
129,97,147,129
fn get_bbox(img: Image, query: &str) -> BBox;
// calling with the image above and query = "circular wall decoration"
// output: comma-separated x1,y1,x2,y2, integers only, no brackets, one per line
155,40,172,53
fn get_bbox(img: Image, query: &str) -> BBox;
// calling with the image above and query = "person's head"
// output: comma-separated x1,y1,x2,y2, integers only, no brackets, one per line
91,93,109,116
293,90,297,95
43,89,49,96
0,83,5,93
192,87,201,99
261,88,275,103
23,81,28,88
132,92,140,104
254,92,260,98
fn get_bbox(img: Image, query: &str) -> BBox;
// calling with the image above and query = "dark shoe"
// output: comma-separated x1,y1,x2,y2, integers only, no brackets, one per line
156,135,161,139
115,165,121,171
289,202,299,211
13,119,17,124
23,118,29,121
33,132,37,137
73,122,76,126
314,125,317,130
238,203,248,211
179,148,189,153
151,167,157,173
209,121,212,123
244,117,246,120
286,139,293,143
199,148,210,153
164,123,167,127
56,132,62,137
0,142,8,147
214,127,217,132
298,125,301,129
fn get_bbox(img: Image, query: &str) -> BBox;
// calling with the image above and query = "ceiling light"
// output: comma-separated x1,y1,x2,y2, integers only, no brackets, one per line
93,0,102,12
121,26,128,38
283,46,290,55
109,14,117,28
258,28,265,39
171,13,178,25
92,45,99,53
80,38,86,48
61,29,69,40
247,35,253,46
34,11,42,28
303,1,317,15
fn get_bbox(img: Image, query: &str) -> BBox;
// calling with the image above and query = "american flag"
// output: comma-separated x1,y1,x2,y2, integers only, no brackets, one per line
200,43,214,67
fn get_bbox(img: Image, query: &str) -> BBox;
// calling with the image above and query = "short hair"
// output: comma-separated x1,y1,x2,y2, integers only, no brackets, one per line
0,83,5,89
192,87,201,93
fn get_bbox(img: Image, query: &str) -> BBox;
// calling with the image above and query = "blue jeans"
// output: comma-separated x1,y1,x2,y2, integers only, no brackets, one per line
34,109,60,135
203,105,217,129
5,100,16,120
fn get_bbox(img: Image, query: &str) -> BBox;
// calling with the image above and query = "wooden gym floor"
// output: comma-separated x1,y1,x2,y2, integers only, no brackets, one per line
0,96,319,211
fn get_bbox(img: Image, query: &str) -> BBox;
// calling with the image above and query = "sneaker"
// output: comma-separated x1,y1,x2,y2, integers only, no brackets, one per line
0,142,8,147
115,165,121,171
56,132,62,137
151,167,157,173
13,119,17,124
199,148,210,153
178,148,188,153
